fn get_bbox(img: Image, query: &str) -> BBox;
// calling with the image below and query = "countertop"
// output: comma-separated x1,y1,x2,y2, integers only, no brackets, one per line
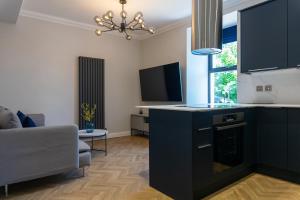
137,104,300,112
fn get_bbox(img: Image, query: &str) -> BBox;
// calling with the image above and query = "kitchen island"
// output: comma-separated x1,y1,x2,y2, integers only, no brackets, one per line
138,104,300,200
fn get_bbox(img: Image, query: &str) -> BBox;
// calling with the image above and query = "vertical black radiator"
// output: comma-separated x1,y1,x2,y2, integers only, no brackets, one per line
79,57,105,129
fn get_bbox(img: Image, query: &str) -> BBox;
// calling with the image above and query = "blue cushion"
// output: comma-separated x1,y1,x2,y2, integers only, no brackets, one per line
24,116,36,128
17,111,26,124
17,111,37,128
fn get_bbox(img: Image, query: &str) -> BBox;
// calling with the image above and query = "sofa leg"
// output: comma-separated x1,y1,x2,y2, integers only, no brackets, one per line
82,168,85,177
4,184,8,197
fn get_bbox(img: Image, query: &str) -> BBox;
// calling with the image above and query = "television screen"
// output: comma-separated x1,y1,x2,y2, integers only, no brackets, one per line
139,62,183,102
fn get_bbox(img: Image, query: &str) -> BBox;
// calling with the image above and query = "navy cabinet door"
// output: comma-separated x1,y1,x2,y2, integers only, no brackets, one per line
287,109,300,173
192,112,213,190
244,109,257,166
288,0,300,67
240,0,287,73
192,128,213,190
149,110,194,200
258,108,287,169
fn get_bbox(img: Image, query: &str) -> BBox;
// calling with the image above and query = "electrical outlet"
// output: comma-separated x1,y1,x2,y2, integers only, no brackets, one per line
256,85,264,92
265,85,272,92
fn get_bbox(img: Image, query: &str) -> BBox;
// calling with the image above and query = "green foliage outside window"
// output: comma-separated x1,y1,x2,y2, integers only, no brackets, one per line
214,42,237,68
212,42,238,103
214,71,237,103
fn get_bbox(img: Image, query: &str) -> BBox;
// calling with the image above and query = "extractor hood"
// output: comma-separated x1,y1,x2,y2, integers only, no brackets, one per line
192,0,223,55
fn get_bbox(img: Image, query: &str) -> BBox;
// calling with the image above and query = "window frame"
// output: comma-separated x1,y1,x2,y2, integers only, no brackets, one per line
208,25,238,103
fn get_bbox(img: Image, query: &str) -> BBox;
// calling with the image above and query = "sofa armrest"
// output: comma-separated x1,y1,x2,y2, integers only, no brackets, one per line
0,125,79,186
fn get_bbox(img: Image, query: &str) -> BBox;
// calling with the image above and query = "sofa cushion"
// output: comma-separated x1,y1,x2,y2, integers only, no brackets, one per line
23,116,37,128
27,114,45,127
0,106,22,129
17,111,37,128
79,140,91,153
79,151,91,168
17,111,27,124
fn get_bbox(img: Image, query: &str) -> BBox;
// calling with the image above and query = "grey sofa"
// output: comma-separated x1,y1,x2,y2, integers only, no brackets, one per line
0,114,91,196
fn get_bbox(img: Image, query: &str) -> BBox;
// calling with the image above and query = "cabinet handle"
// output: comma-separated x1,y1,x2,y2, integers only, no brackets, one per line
197,144,212,149
197,127,212,132
248,67,279,73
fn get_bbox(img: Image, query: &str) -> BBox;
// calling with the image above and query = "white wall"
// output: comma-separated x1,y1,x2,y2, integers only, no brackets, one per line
186,28,208,105
141,24,190,104
0,16,141,133
140,24,209,106
238,70,300,104
1,0,299,137
140,9,245,106
237,11,300,104
142,18,300,105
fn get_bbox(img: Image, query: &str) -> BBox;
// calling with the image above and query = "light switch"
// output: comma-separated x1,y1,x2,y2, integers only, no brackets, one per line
265,85,272,92
256,85,264,92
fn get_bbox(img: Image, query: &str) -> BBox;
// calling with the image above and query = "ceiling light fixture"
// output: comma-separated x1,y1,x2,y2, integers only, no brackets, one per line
94,0,155,40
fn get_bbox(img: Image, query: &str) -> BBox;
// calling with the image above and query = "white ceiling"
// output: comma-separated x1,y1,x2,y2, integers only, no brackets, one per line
21,0,192,29
18,0,266,38
21,0,249,28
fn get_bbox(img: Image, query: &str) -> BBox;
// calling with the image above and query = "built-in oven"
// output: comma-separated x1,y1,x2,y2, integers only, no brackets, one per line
212,112,247,174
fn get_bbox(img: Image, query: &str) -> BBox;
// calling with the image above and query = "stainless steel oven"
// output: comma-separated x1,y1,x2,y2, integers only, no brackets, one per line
213,112,246,174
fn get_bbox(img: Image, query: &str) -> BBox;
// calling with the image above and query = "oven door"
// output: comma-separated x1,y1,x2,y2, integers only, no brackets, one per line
213,122,247,174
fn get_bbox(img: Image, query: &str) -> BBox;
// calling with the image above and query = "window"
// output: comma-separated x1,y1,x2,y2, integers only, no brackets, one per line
209,26,238,103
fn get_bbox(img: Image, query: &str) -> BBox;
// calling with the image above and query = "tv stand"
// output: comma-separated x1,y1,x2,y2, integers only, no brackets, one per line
131,114,149,136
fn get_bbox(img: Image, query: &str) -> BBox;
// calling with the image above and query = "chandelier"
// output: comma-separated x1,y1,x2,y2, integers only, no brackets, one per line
94,0,155,40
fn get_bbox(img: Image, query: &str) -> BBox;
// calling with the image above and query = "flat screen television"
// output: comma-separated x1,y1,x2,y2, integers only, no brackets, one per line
139,62,183,102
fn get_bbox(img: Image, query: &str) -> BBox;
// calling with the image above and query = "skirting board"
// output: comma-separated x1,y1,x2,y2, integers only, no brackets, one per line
80,131,131,142
107,131,131,139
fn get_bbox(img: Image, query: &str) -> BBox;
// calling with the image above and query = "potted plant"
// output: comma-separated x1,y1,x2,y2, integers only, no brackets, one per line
81,103,97,133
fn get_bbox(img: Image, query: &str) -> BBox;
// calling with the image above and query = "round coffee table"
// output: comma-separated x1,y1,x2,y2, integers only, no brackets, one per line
79,129,108,155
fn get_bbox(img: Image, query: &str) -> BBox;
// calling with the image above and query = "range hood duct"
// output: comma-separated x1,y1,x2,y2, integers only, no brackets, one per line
192,0,223,55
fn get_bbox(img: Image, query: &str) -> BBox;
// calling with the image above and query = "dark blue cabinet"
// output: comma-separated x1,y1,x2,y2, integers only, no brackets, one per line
149,107,300,199
258,108,287,169
192,111,214,197
288,0,300,68
240,0,287,73
192,128,213,190
192,113,213,196
287,109,300,173
244,109,257,166
149,110,194,200
258,108,300,173
149,110,213,200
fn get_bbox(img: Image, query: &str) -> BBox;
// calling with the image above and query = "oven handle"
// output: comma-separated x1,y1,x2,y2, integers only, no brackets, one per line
215,122,247,131
197,144,212,150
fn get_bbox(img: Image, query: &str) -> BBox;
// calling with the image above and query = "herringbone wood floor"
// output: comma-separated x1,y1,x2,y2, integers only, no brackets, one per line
3,136,300,200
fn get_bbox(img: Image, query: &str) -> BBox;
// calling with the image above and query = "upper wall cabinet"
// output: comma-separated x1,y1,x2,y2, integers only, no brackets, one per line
288,0,300,68
240,0,287,73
